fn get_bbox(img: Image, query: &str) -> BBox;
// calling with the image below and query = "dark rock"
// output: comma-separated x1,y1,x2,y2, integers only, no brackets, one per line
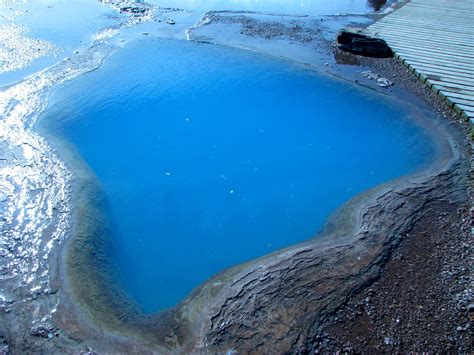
368,0,388,12
120,6,147,14
337,28,392,58
30,322,54,338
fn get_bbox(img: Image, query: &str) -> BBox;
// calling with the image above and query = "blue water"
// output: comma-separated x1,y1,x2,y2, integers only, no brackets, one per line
40,38,435,313
146,0,392,15
0,0,117,86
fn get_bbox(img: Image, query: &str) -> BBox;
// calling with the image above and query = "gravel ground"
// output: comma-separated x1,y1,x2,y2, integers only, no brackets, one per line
315,201,472,352
313,47,473,353
334,46,470,126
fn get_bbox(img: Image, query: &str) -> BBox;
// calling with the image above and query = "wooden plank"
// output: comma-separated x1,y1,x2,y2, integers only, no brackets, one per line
439,91,474,102
394,51,474,69
408,4,474,12
377,14,474,25
397,56,474,75
400,4,474,12
373,22,473,32
371,28,474,48
380,36,474,53
388,40,474,58
397,9,474,18
375,20,474,34
418,67,474,82
455,104,474,115
406,63,474,80
386,41,474,58
380,34,474,51
392,45,474,63
371,24,474,40
367,0,474,120
374,32,474,44
421,72,474,87
371,21,473,32
432,85,474,98
369,22,474,36
393,53,474,70
425,76,474,89
449,97,474,108
431,82,474,94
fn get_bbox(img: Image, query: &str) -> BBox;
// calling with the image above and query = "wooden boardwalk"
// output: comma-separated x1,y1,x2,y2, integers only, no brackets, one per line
367,0,474,122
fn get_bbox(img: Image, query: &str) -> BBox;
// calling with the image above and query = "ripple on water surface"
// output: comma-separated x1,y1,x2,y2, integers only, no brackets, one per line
39,38,436,313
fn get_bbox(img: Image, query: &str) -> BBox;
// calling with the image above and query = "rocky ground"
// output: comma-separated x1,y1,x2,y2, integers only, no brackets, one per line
309,47,473,353
315,200,472,352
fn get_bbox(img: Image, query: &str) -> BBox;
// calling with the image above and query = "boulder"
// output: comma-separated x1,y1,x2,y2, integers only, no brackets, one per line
337,28,393,58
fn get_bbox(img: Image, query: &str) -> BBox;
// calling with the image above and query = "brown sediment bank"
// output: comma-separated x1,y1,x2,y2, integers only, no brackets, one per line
1,6,471,354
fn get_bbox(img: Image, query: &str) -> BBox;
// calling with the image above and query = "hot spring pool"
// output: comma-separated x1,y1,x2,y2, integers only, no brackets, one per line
39,38,435,313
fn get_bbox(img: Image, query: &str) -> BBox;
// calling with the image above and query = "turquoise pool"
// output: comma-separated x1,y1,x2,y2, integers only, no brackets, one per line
40,38,435,313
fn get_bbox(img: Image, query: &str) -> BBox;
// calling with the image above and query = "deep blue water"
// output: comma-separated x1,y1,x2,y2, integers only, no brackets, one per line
41,38,435,313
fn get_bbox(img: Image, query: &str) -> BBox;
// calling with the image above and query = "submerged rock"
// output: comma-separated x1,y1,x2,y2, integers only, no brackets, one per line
337,28,392,58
